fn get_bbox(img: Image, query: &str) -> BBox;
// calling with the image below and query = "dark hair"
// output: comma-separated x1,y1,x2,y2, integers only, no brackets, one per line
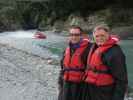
70,25,83,32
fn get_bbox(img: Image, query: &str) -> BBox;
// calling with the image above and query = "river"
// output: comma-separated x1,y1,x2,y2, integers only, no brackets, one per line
120,40,133,87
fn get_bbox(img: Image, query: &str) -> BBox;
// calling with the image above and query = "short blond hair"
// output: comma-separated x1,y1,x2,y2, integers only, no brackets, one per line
93,25,110,33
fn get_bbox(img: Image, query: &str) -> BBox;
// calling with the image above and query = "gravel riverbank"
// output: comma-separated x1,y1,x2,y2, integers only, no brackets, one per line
0,43,59,100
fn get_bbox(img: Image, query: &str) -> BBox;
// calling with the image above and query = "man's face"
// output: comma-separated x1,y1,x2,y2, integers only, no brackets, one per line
69,28,81,44
93,29,109,46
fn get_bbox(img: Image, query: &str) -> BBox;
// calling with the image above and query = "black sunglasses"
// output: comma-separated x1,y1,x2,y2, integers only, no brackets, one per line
69,33,81,36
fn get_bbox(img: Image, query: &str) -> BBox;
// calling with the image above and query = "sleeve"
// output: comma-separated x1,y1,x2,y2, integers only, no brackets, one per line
105,45,128,100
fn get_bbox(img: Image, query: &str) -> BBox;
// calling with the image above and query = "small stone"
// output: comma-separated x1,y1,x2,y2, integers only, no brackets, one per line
47,59,53,64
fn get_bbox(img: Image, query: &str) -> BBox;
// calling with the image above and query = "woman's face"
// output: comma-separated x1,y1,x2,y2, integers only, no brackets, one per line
69,28,81,44
93,29,109,46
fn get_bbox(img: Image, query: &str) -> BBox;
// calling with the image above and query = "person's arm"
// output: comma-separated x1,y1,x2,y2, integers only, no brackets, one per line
104,45,128,100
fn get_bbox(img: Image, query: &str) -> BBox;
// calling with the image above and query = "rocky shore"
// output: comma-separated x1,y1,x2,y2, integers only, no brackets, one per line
0,43,59,100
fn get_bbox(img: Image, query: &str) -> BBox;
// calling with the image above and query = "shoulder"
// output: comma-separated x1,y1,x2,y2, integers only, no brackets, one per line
102,44,126,66
108,44,125,56
103,44,125,60
84,42,93,52
81,42,93,58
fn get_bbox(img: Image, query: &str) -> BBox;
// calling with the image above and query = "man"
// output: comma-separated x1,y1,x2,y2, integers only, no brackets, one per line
58,26,92,100
83,25,128,100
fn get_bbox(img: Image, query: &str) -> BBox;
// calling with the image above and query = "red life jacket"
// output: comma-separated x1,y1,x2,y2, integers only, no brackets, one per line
85,37,118,86
63,39,89,83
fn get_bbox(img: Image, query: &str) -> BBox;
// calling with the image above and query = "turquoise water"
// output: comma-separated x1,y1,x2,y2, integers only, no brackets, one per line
120,40,133,87
34,40,66,56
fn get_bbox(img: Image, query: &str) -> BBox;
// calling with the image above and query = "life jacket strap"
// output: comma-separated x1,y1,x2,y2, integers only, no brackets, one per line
87,66,111,74
63,67,85,72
